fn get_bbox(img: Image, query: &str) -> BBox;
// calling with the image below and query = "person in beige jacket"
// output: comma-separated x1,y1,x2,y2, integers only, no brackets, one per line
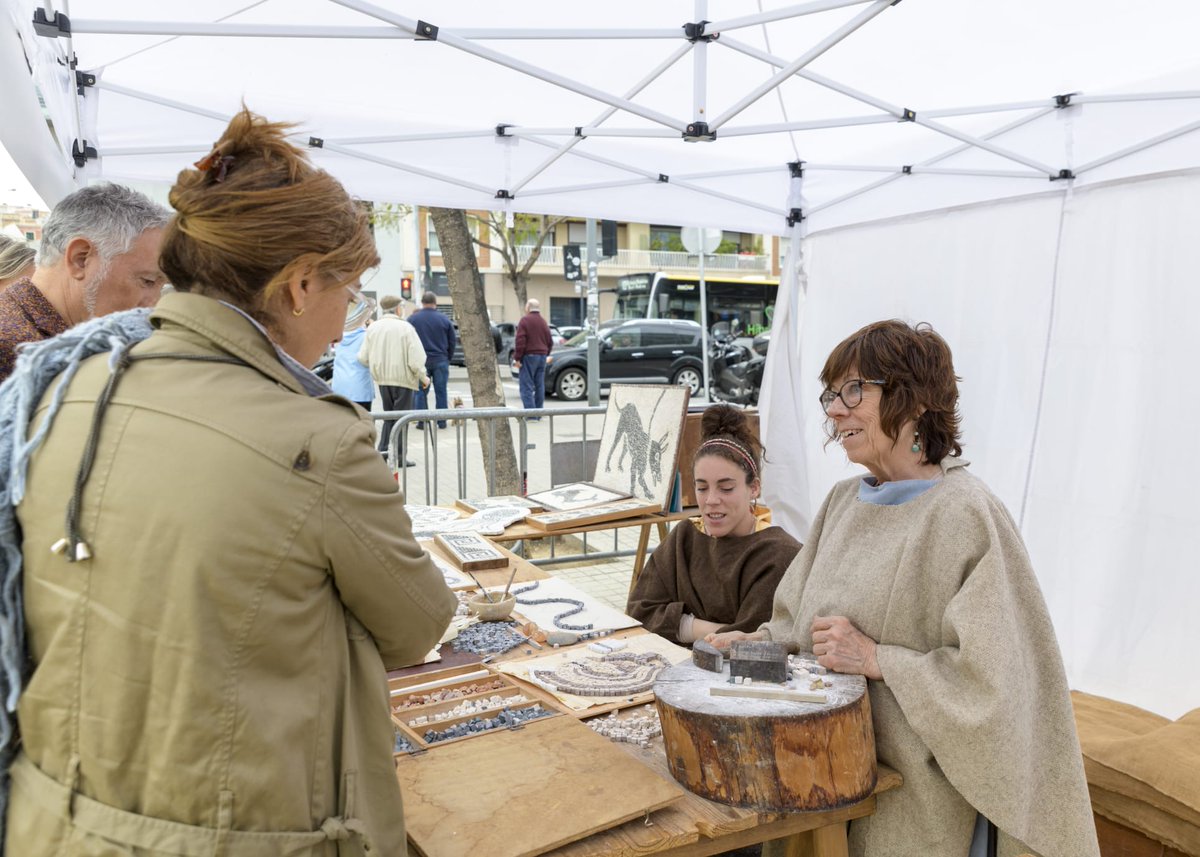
710,321,1098,857
5,109,456,856
357,294,429,465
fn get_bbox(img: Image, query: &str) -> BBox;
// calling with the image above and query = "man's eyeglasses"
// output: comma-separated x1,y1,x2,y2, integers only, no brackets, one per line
818,379,885,414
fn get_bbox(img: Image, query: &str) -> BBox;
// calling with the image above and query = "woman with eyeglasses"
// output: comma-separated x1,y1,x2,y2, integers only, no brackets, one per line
708,321,1097,857
2,110,456,855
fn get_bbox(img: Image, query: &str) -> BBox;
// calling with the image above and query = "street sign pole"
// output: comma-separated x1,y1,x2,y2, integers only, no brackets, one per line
586,218,600,406
681,226,722,403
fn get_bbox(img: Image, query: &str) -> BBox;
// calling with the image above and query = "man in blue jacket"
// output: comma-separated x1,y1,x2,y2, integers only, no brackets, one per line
407,291,456,428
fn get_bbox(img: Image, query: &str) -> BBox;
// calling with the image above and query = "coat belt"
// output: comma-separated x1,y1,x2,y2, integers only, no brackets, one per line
11,753,371,856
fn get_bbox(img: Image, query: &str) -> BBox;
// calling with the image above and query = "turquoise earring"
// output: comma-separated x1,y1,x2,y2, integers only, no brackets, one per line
911,430,921,454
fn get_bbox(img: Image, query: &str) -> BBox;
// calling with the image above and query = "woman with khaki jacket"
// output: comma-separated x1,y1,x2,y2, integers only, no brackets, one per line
2,110,457,855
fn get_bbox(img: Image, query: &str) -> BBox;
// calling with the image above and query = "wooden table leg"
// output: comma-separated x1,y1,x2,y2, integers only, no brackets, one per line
763,822,849,857
630,524,653,596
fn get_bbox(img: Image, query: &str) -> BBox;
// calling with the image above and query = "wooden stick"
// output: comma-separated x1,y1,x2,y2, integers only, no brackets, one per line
500,562,520,601
709,684,828,704
465,570,496,601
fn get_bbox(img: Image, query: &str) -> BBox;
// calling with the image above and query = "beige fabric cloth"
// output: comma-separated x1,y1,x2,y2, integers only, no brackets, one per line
761,457,1098,857
8,293,457,856
357,313,428,388
1073,691,1200,854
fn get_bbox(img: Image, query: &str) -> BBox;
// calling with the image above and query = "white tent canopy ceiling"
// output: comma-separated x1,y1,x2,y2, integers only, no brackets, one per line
4,2,1200,719
3,1,1199,232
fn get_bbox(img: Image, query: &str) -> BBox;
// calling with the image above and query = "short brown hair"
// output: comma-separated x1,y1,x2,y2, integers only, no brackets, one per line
160,108,378,327
820,320,963,465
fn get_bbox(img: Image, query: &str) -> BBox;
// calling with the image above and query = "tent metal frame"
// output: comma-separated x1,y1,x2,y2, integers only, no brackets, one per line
14,1,1200,227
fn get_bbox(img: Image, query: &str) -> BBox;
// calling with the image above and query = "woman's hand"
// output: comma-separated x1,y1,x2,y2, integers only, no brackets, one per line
704,629,766,650
810,616,882,680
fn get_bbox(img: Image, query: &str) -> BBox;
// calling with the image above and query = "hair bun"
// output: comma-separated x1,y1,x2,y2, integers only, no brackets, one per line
701,403,748,441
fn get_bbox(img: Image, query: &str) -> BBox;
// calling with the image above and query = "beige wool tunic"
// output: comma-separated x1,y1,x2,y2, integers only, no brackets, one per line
762,458,1098,857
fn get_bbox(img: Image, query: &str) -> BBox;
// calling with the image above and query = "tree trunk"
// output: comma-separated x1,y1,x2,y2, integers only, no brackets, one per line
428,207,520,495
511,272,528,310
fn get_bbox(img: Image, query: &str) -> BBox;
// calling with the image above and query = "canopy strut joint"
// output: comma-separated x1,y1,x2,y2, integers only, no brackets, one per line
900,108,916,122
788,161,805,178
683,122,716,142
1051,169,1075,181
308,137,324,148
683,21,718,43
902,165,912,175
495,124,512,137
787,208,805,227
415,20,438,41
72,140,97,168
574,126,585,138
658,174,669,183
75,70,96,96
1054,93,1077,108
495,189,514,200
32,9,70,37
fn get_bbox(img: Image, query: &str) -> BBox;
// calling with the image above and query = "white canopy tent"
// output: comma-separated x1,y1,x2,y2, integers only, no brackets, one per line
2,1,1198,718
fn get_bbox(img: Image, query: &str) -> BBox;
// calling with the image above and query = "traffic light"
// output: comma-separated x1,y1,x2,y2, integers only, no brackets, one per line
601,220,618,258
400,277,413,300
563,244,582,281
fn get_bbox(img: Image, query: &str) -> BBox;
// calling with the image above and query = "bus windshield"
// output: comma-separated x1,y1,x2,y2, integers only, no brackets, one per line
614,273,777,336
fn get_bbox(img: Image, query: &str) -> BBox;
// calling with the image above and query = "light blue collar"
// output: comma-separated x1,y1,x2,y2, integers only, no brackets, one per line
858,475,941,506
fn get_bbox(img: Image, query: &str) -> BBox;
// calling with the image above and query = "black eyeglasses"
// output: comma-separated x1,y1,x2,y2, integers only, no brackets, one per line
818,379,885,414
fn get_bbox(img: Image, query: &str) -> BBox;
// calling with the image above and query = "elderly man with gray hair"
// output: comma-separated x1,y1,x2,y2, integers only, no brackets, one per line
0,182,170,381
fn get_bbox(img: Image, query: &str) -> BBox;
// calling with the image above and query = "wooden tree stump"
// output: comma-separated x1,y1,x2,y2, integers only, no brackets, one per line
654,661,876,813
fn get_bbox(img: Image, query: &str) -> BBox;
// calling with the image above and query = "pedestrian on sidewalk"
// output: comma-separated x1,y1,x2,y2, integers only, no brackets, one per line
514,298,552,418
358,294,428,465
407,291,455,428
331,293,376,410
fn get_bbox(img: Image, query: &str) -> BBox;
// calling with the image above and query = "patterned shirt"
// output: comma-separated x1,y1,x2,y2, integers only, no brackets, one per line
0,278,69,382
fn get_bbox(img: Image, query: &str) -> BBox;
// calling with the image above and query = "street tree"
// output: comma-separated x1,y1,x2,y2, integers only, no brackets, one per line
469,211,565,309
428,207,521,495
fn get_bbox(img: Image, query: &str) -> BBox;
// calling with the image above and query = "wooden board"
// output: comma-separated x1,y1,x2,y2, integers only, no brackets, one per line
455,495,545,513
526,482,630,512
397,713,685,857
654,661,876,813
525,498,661,532
435,531,509,571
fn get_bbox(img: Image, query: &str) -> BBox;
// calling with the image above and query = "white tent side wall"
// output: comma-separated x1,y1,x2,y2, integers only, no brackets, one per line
762,169,1200,719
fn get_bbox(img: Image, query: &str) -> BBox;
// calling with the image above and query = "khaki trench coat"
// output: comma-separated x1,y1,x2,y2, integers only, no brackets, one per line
6,293,457,856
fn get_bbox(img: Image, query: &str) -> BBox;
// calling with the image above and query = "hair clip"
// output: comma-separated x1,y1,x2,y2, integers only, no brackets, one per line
194,149,235,182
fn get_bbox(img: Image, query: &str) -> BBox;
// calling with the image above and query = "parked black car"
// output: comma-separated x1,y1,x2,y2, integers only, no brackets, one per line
450,322,510,366
533,319,705,401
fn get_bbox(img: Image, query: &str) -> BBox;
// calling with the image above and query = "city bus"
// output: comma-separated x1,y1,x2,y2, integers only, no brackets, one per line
612,273,778,336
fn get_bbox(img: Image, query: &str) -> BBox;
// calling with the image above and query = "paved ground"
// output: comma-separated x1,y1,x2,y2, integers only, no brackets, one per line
372,365,654,612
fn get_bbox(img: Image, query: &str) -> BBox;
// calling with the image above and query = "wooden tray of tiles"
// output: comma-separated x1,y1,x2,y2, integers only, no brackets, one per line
390,663,571,754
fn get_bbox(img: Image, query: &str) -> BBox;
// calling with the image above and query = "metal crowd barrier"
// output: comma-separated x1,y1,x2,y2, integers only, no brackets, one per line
370,405,644,567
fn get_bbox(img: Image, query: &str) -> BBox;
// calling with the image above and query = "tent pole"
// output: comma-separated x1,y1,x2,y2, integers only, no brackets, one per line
1075,117,1200,175
67,20,682,40
508,43,693,195
707,0,877,34
709,0,893,130
329,0,687,132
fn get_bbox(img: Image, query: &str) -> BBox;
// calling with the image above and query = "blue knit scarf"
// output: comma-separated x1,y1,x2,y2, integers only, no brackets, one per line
0,308,154,847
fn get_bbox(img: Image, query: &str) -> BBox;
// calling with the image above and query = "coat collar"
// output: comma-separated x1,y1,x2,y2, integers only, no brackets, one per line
148,291,321,396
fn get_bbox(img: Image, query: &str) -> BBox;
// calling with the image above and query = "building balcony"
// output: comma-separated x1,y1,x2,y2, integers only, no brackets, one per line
508,245,770,274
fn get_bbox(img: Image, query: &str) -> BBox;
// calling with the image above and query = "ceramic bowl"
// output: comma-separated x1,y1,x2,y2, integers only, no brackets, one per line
467,593,516,621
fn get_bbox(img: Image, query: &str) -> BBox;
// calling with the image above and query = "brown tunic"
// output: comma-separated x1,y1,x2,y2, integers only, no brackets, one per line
0,278,68,382
627,521,801,644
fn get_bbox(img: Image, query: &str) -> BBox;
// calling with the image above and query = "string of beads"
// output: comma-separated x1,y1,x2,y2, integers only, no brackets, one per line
511,581,593,631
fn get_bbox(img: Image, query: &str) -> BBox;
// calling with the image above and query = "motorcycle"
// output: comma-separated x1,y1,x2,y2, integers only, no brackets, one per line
708,326,769,405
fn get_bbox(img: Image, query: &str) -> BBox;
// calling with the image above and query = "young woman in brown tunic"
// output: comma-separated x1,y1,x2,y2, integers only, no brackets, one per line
626,405,801,645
